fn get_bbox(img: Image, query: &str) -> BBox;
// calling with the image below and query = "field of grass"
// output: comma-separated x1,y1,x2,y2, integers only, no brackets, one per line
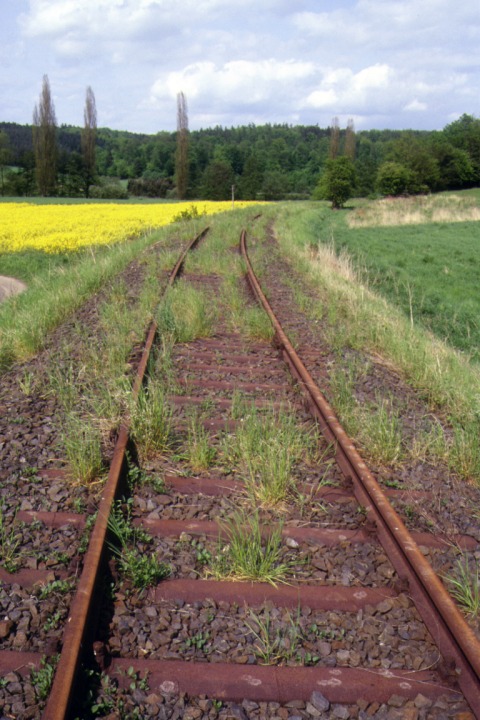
306,192,480,362
258,198,480,481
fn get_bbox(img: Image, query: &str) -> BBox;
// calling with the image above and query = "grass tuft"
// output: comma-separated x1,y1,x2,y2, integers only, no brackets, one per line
209,509,290,586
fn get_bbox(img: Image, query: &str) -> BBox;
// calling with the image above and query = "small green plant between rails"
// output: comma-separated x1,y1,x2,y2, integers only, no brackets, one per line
76,666,149,719
246,607,346,666
180,409,217,472
107,499,170,590
222,402,318,508
30,655,59,702
0,499,22,573
208,509,291,586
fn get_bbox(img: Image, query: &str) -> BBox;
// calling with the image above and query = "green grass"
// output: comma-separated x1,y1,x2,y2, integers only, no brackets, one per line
223,403,315,508
0,230,170,372
336,222,480,361
257,200,480,483
209,509,290,586
157,281,215,343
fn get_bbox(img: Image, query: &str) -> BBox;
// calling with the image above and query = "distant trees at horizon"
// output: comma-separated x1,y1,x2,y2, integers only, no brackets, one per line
1,113,479,200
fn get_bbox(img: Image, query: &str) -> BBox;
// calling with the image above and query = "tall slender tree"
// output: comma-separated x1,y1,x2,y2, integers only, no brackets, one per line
32,74,57,196
0,131,12,196
329,116,340,159
81,86,97,197
175,91,189,199
345,118,356,161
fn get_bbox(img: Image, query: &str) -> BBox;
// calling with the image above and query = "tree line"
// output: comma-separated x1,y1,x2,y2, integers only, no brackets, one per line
0,77,479,200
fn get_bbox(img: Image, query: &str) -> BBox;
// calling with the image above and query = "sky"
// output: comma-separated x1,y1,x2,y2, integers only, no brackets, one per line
0,0,478,135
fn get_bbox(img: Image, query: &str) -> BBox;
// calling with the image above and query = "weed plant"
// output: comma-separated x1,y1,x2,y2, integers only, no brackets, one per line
209,509,290,586
247,607,304,665
107,501,170,590
220,275,274,341
445,553,480,618
130,380,173,459
182,411,216,472
62,413,104,484
225,403,315,507
30,656,59,702
157,282,214,344
0,499,21,573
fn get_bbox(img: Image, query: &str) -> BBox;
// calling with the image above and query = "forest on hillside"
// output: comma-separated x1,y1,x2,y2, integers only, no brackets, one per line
0,113,479,200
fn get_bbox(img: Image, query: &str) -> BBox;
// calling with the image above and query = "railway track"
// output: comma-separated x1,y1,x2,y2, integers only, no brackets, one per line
1,221,480,719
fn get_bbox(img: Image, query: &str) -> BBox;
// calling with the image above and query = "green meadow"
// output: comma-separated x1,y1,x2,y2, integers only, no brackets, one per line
311,192,480,363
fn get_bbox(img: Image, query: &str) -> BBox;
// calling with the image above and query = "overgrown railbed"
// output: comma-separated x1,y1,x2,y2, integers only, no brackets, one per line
1,207,479,718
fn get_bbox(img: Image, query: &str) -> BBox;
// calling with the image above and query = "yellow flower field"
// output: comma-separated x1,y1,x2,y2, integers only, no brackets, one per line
0,201,260,253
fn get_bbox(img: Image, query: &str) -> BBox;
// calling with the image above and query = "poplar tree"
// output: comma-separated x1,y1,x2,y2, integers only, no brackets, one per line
175,92,189,199
345,118,356,161
329,116,340,159
82,86,97,197
32,75,57,196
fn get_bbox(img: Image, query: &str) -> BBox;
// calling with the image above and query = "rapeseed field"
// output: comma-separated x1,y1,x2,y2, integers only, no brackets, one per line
0,201,258,253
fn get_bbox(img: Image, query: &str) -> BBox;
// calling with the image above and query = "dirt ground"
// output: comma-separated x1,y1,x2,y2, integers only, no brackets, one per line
0,275,27,302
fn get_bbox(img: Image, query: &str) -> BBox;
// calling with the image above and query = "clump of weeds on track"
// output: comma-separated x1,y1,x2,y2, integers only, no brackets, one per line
130,379,173,459
444,552,480,620
107,499,170,591
220,274,274,342
208,509,290,586
157,281,214,343
0,499,22,573
62,413,104,485
30,655,59,702
246,606,318,665
181,409,217,472
224,403,316,508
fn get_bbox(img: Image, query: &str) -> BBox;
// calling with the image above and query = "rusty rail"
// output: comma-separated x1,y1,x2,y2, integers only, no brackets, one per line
42,228,209,720
240,229,480,718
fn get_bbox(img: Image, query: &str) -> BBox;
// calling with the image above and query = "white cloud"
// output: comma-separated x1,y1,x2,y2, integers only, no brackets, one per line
305,63,392,112
151,59,315,106
404,99,428,112
2,0,478,132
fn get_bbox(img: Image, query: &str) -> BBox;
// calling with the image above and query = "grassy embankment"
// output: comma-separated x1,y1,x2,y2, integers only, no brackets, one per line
259,193,480,482
0,201,257,372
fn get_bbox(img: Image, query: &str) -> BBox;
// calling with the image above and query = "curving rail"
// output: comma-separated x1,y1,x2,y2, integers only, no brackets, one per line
42,227,209,720
240,228,480,718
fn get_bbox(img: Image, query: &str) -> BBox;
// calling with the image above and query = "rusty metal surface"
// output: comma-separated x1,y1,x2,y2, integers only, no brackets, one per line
41,229,209,720
137,517,371,546
17,510,86,529
240,229,480,717
0,650,41,675
165,473,242,495
151,578,397,611
178,377,287,392
0,567,66,588
109,657,459,704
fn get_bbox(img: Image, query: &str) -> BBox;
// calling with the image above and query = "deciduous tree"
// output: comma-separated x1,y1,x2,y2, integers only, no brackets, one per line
32,75,57,196
318,156,356,209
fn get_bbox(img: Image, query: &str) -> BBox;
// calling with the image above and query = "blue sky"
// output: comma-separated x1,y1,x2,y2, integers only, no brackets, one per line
0,0,478,133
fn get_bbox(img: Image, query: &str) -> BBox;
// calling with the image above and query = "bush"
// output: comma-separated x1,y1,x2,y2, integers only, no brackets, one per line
128,177,173,198
89,181,128,199
376,161,413,196
317,157,356,209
